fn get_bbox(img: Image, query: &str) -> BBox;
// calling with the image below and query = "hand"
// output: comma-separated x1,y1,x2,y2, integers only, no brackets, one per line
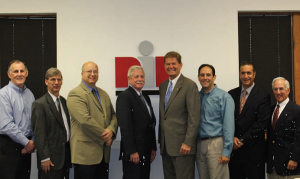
22,140,35,154
150,150,156,163
287,160,298,170
41,160,54,174
233,137,243,150
105,138,112,146
130,152,140,164
218,155,230,164
101,129,113,141
179,143,191,155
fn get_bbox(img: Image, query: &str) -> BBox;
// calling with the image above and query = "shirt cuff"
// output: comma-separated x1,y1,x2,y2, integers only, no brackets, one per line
41,158,50,162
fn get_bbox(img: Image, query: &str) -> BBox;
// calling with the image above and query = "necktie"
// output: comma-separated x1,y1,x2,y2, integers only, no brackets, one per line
272,104,280,130
56,98,62,117
140,94,151,117
239,90,247,114
164,81,173,109
92,89,102,108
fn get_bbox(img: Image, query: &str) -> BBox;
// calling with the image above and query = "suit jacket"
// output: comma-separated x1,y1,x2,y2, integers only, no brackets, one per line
67,83,118,165
159,74,200,156
266,101,300,175
31,92,71,170
116,86,156,161
228,85,271,160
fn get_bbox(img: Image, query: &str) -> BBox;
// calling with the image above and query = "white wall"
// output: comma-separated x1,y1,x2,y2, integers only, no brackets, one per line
1,0,300,141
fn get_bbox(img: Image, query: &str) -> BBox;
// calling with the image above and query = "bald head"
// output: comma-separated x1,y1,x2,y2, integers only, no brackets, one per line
81,61,99,88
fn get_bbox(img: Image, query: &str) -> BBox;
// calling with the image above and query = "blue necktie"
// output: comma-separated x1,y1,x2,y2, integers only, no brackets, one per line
164,81,173,109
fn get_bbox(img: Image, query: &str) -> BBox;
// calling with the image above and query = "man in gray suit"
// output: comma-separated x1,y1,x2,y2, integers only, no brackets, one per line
31,68,71,179
159,51,201,179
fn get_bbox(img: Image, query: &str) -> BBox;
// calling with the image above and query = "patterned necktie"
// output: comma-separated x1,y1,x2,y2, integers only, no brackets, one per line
140,94,151,117
272,104,280,130
164,81,173,109
239,90,247,114
56,98,62,117
92,89,102,108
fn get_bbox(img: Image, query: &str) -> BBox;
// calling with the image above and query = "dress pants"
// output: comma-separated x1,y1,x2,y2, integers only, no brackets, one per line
267,169,300,179
38,142,71,179
0,134,31,179
196,137,229,179
74,158,109,179
122,158,151,179
162,143,195,179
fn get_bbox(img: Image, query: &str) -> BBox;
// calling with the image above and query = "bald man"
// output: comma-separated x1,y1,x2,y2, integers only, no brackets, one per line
67,61,118,179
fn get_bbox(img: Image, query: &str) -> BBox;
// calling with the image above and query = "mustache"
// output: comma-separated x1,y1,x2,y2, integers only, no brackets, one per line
136,81,144,84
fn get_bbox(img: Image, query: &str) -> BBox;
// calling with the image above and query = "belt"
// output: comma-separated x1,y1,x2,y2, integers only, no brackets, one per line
200,136,223,141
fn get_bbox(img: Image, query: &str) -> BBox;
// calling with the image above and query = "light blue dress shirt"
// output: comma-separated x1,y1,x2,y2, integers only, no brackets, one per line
0,81,35,146
198,84,235,157
82,81,102,105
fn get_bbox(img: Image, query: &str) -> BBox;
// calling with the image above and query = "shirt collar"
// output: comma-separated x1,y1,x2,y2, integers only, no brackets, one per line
81,81,97,92
169,73,181,84
200,84,218,95
129,85,142,96
277,97,289,107
8,81,26,92
48,91,60,102
242,82,255,94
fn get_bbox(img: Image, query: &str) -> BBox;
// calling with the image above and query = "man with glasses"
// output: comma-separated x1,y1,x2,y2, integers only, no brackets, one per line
31,68,71,179
266,77,300,179
0,60,35,179
67,61,118,179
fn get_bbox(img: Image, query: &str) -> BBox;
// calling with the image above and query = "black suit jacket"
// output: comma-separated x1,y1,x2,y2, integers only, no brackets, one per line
266,101,300,175
116,86,157,161
31,92,71,170
228,85,271,160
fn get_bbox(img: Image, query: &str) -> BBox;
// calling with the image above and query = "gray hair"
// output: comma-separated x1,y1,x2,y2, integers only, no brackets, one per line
271,77,290,90
45,68,63,79
127,65,145,78
8,60,28,73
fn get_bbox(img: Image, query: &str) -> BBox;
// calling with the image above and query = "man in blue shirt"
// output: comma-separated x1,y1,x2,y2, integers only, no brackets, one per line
195,64,234,179
0,60,35,179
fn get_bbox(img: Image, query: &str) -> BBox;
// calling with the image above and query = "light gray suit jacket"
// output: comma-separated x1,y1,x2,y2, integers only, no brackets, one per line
159,74,201,156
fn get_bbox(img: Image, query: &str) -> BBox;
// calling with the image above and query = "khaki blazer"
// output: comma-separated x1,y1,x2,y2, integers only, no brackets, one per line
159,74,200,156
67,83,118,165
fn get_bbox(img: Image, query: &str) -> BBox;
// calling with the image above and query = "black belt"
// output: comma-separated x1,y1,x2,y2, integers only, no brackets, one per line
200,136,222,141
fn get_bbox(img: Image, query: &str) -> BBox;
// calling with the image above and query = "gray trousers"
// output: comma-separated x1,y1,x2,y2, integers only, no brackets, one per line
267,169,300,179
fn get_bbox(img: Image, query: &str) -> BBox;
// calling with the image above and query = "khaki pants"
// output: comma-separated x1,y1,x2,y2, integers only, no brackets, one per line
267,169,300,179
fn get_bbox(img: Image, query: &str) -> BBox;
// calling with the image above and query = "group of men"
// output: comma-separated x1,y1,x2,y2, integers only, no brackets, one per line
0,50,299,179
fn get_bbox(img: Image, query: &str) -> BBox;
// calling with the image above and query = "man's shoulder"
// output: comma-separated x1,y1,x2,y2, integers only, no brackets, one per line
181,75,196,85
214,87,232,98
228,86,240,94
96,86,109,97
34,93,48,104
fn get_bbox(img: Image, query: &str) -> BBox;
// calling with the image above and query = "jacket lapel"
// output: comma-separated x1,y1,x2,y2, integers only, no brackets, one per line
45,93,65,128
239,85,258,118
60,97,70,128
80,83,103,112
128,87,152,120
165,75,183,113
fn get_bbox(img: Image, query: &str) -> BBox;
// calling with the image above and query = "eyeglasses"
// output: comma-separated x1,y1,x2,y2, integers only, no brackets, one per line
83,70,99,75
48,78,62,82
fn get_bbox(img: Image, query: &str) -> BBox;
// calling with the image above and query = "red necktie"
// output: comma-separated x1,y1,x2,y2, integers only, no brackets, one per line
272,104,280,130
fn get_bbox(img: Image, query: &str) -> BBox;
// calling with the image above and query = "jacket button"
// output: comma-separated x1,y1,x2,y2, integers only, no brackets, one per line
272,141,275,144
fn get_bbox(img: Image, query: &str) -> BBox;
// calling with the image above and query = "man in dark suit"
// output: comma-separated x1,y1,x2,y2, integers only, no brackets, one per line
266,77,300,179
31,68,71,179
116,65,156,179
228,61,271,179
159,51,201,179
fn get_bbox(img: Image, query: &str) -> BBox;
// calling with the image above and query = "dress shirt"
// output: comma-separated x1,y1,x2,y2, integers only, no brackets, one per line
165,73,182,94
0,81,35,146
240,83,255,100
82,81,102,105
198,85,235,157
271,97,289,123
48,91,70,141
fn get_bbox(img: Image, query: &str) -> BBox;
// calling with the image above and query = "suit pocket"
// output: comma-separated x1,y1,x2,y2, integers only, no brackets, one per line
177,129,187,135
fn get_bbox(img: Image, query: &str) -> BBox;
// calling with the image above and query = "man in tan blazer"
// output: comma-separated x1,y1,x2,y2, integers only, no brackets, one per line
67,61,118,179
159,51,201,179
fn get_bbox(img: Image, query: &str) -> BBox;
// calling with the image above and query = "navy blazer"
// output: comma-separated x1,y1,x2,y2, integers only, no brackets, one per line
266,101,300,175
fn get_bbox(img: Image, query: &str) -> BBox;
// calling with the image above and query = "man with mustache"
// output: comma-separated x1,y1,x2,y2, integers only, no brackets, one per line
0,60,35,179
228,61,271,179
116,65,157,179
